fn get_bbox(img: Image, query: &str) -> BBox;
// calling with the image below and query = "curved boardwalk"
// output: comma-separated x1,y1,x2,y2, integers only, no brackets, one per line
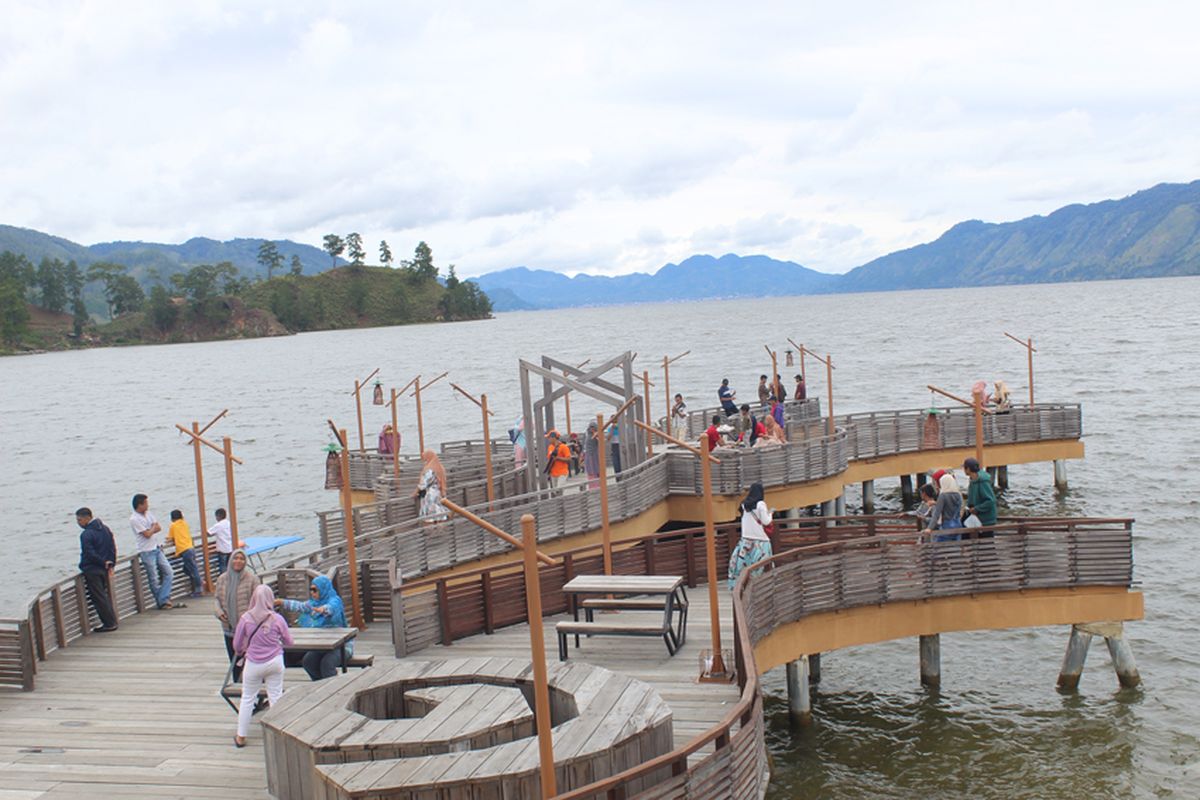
0,591,736,798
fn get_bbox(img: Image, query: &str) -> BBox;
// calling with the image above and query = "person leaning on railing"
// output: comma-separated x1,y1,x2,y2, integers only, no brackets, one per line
76,507,118,633
963,458,998,527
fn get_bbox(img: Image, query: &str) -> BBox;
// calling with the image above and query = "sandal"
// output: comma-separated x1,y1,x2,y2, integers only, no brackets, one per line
234,736,246,748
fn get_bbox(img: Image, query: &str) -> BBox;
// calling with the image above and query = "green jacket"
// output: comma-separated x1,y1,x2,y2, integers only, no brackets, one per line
966,470,997,525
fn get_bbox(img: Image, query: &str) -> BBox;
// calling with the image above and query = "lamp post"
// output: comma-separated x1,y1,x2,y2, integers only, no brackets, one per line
662,350,690,439
790,339,835,436
451,382,497,507
178,409,228,592
1004,332,1037,405
927,384,990,466
630,418,728,681
327,421,365,629
174,419,243,570
641,370,655,456
521,513,557,799
349,367,381,453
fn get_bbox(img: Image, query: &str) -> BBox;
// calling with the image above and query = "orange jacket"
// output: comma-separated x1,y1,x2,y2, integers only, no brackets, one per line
547,441,571,477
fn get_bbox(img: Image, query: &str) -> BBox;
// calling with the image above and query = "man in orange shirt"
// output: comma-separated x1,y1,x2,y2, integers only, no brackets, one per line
545,430,571,488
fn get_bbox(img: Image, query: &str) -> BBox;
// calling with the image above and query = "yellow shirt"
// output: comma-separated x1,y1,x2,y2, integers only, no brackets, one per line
168,519,193,554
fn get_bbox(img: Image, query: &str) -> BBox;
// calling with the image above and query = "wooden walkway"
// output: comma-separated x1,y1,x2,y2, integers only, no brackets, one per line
0,589,738,798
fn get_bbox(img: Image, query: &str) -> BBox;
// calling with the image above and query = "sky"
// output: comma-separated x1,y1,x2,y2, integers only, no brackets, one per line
2,2,1198,277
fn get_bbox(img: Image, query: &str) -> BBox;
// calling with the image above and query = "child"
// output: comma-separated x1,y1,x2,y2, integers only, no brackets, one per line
169,509,203,597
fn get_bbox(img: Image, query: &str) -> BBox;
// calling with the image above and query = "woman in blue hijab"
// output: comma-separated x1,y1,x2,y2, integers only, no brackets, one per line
276,575,355,680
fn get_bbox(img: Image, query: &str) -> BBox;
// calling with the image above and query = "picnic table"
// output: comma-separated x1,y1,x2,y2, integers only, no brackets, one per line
558,574,688,660
220,626,359,712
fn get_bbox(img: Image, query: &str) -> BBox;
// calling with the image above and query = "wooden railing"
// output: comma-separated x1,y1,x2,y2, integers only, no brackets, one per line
552,516,1134,800
681,397,821,439
344,438,513,491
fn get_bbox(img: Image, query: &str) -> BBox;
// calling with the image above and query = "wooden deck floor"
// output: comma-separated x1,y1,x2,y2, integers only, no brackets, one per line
0,588,738,798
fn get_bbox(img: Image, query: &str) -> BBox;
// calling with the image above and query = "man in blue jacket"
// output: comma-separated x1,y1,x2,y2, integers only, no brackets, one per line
77,507,118,632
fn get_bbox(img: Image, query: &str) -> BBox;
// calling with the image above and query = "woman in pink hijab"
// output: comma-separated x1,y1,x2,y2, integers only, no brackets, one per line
231,584,293,748
413,450,449,523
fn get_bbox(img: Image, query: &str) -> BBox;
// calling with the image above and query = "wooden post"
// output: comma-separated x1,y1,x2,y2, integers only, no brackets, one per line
521,514,557,799
899,474,914,508
482,393,494,507
973,386,985,466
222,436,240,551
390,388,400,485
354,379,365,453
862,480,875,514
642,370,653,456
337,428,365,629
663,355,671,437
825,354,834,436
786,656,812,725
1054,459,1068,491
596,414,612,576
1057,625,1092,690
919,634,941,688
809,652,821,684
563,369,572,436
1027,336,1035,405
191,421,214,592
414,376,425,454
699,434,728,679
1105,634,1141,689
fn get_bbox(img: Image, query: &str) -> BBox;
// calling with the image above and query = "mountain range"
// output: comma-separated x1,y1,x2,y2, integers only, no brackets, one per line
473,179,1200,310
3,179,1198,312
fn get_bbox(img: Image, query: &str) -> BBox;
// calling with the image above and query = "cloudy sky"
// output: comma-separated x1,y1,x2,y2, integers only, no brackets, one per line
2,2,1197,276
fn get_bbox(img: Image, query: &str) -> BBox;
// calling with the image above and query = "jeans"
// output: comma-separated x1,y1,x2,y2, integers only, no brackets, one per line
82,570,118,629
237,654,284,737
176,549,202,594
224,634,243,682
302,644,353,681
138,548,173,608
215,551,230,575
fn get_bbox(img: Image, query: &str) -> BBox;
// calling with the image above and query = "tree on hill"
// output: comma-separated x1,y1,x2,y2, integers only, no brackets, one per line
87,261,144,318
0,251,32,342
35,257,68,313
346,233,365,267
257,241,284,280
379,240,393,268
439,264,492,320
65,260,87,335
171,262,240,315
290,254,303,277
146,285,179,332
410,241,437,280
322,234,345,268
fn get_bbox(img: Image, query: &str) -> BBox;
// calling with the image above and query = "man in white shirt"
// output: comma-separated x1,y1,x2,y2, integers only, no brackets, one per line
209,507,233,574
130,493,175,609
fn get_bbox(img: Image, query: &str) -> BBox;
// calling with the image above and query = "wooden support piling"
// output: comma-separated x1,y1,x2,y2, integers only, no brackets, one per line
861,480,875,514
1054,459,1068,491
919,634,941,688
1105,634,1141,689
808,653,821,684
1057,625,1092,690
997,465,1009,490
786,656,812,725
900,474,914,508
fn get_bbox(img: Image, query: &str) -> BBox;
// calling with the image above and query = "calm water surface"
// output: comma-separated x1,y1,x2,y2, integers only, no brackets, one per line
2,276,1197,797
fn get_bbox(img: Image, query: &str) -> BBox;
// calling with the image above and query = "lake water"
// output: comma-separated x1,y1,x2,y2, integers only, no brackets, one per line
2,276,1197,797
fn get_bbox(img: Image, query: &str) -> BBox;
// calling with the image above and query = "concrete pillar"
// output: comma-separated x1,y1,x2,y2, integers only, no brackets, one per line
1056,625,1093,690
861,480,875,514
834,492,846,517
900,474,914,508
1053,459,1068,491
919,634,940,688
1105,634,1141,689
786,656,812,725
997,465,1008,490
820,499,836,518
808,652,821,684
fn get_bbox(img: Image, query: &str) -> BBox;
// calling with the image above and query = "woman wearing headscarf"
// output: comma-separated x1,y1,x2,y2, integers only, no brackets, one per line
924,472,965,541
214,548,260,682
990,380,1012,412
276,575,355,680
727,483,773,589
758,414,788,445
584,420,601,490
232,585,293,748
413,449,448,523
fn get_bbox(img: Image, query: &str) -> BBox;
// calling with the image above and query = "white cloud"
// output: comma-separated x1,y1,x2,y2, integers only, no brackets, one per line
1,1,1198,276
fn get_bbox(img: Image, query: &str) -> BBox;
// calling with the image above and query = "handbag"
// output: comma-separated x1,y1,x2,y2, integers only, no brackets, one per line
234,617,268,668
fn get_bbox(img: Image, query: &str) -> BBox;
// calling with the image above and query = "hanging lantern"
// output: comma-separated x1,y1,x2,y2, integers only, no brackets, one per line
372,380,385,405
785,349,794,367
324,443,343,489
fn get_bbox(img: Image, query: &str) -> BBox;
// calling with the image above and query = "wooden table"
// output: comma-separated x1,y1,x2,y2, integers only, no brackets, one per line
559,574,688,658
285,627,358,673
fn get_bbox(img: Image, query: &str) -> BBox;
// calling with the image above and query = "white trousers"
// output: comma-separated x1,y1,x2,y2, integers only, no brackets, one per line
237,653,284,738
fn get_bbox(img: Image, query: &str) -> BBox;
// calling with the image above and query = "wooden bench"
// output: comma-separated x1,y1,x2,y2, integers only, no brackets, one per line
579,596,688,621
220,683,269,714
556,620,678,660
345,653,374,669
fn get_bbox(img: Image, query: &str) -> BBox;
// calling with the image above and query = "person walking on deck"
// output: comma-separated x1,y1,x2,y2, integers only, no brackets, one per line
414,450,448,522
214,548,259,682
545,430,571,488
209,508,233,574
232,584,292,748
584,420,601,489
130,493,175,609
793,373,807,400
671,393,687,440
276,575,355,681
718,379,737,418
728,483,773,589
76,507,118,632
168,509,203,597
963,458,998,526
757,375,771,410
